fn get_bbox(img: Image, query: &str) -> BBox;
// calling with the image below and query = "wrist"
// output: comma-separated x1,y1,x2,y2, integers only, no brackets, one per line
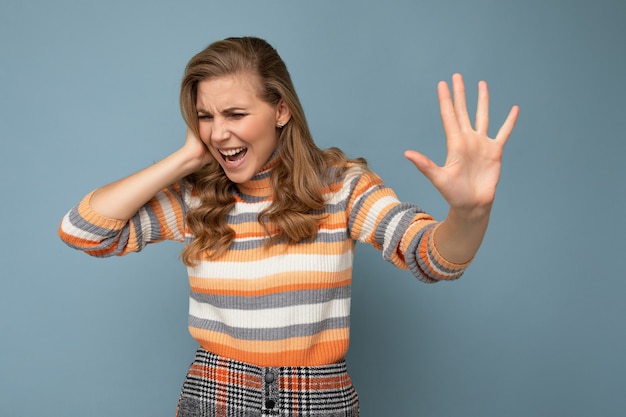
447,203,492,225
172,146,210,177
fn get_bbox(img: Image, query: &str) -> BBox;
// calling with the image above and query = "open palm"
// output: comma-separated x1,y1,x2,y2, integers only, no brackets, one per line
405,73,519,215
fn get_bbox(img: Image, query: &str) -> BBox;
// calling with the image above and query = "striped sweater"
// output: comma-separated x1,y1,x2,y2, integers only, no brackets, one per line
59,160,469,367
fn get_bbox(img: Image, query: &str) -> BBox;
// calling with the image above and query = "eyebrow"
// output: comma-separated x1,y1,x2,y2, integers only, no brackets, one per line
197,106,248,114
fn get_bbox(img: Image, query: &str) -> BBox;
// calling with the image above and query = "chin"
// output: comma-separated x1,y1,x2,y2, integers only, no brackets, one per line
222,170,254,184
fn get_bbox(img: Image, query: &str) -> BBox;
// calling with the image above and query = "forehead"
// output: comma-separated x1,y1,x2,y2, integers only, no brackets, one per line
196,73,263,109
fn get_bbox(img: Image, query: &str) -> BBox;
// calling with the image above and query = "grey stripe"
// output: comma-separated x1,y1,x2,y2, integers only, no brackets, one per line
66,197,161,254
225,201,347,227
66,206,130,256
226,211,262,225
403,222,463,283
185,228,350,250
376,203,426,259
131,210,144,250
227,229,349,251
140,204,162,243
67,206,113,238
191,284,351,310
235,193,269,203
188,315,350,341
321,200,348,215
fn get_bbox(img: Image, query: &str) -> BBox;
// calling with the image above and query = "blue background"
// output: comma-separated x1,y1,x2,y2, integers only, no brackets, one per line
1,0,625,416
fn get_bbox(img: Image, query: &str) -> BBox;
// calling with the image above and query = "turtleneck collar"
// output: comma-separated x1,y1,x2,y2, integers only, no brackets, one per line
235,149,280,198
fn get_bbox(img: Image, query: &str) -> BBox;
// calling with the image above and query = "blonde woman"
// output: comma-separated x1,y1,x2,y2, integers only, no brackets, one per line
59,36,519,416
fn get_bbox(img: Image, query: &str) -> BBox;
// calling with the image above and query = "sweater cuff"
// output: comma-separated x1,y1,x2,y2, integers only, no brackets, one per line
428,222,474,272
403,221,471,283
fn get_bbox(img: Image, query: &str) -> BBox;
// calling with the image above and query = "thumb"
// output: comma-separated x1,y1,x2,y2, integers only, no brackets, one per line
404,150,441,184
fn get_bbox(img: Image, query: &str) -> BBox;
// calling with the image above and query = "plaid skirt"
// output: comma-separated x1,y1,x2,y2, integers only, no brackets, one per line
176,347,359,417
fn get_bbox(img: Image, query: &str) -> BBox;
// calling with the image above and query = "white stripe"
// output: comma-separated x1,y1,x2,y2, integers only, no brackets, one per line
324,165,365,205
61,215,107,241
189,296,351,329
137,206,152,242
231,200,272,215
357,195,399,242
428,259,460,278
189,251,353,280
324,186,350,205
185,191,200,209
382,210,404,252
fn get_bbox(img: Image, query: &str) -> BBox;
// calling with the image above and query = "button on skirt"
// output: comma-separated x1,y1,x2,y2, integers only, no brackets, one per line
176,347,359,417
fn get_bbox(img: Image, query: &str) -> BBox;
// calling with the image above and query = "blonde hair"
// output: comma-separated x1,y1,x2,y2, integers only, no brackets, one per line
180,37,366,264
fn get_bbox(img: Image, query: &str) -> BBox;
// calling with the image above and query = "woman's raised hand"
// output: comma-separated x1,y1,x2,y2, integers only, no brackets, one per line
404,73,519,218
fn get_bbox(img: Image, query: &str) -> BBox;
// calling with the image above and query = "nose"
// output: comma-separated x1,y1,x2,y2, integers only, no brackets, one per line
210,117,230,142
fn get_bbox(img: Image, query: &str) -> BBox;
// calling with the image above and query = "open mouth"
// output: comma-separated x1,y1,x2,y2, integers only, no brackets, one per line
219,147,248,162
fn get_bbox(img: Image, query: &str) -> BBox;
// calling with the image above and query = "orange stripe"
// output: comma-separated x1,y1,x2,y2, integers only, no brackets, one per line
190,275,352,296
417,228,465,280
57,228,100,249
196,240,353,262
190,328,349,367
197,207,349,239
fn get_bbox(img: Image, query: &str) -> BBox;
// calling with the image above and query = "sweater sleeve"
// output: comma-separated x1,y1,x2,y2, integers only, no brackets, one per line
345,166,470,283
58,182,188,257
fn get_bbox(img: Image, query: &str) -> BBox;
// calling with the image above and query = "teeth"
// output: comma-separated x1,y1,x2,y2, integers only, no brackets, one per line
219,147,246,156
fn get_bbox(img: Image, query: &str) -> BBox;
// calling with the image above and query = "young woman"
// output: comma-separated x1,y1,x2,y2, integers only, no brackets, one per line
59,36,519,416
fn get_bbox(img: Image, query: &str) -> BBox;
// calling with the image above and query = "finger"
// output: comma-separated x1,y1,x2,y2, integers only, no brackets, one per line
494,105,520,146
404,150,443,185
475,80,489,135
452,73,472,130
438,80,461,141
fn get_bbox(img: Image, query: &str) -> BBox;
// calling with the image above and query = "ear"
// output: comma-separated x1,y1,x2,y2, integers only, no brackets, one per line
275,99,291,126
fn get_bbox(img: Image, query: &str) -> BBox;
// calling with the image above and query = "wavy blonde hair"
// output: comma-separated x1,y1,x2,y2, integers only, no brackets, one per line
179,37,366,265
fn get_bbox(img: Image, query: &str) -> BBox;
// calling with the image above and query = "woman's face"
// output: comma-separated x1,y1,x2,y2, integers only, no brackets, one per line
196,73,289,184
